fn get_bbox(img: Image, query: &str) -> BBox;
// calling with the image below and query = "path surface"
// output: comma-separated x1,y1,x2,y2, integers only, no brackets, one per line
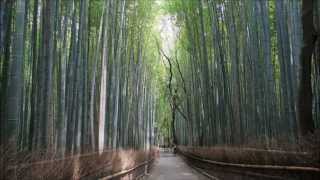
147,151,208,180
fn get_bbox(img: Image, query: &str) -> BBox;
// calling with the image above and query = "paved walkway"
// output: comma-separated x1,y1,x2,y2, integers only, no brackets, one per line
147,151,208,180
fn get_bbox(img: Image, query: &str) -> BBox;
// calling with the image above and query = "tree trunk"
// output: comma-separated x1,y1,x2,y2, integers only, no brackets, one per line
298,0,317,136
6,0,26,147
0,0,13,146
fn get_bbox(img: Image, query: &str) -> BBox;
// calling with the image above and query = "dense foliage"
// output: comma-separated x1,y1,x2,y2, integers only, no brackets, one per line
164,0,320,147
1,0,319,162
0,0,161,155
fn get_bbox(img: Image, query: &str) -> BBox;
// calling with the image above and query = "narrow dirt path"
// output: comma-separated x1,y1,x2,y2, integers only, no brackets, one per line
147,151,208,180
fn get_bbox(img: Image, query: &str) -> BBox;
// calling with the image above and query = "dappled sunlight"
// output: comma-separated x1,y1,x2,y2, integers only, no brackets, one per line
119,150,136,171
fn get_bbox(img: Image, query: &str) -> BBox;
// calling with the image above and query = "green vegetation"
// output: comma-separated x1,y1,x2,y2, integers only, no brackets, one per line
0,0,166,154
0,0,319,178
161,0,320,147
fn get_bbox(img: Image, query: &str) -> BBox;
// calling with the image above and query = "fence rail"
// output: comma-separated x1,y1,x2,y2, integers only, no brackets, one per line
99,158,154,180
178,148,320,180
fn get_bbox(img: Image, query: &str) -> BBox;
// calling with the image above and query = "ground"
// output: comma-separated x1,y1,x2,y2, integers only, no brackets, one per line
147,150,208,180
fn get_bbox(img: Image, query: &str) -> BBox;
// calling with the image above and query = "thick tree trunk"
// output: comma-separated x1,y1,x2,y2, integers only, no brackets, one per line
6,0,26,147
0,0,13,146
298,0,317,136
98,0,111,153
29,0,39,151
39,0,54,150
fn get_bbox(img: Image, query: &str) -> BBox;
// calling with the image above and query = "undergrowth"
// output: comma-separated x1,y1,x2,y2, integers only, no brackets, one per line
179,130,320,167
0,147,157,180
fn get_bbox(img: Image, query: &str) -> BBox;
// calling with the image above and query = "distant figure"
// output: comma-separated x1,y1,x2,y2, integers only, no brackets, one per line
156,148,160,158
173,144,177,154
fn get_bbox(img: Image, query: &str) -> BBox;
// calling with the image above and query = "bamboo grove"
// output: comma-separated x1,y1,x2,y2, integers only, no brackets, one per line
0,0,158,155
1,0,320,159
165,0,320,147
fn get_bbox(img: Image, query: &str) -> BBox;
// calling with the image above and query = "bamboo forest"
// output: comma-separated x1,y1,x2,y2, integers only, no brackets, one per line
0,0,320,179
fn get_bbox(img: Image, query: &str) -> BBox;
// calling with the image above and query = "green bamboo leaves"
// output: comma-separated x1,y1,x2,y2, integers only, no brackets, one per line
167,0,320,147
0,0,157,155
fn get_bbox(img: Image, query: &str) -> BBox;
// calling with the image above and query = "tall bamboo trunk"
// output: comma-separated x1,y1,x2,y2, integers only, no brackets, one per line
6,0,26,148
298,0,317,136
